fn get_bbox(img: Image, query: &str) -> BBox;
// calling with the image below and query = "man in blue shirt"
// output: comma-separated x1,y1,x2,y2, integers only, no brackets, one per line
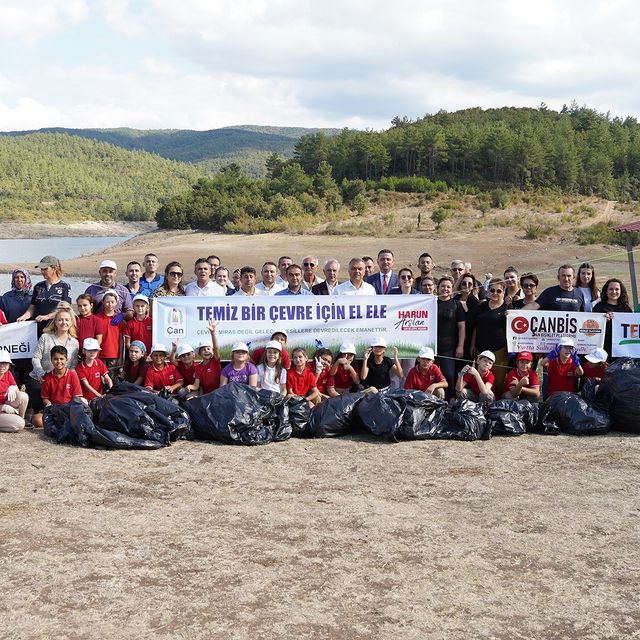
275,264,314,296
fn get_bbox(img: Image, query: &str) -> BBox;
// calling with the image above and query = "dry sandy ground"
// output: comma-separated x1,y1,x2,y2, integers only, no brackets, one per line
2,428,639,639
30,228,632,288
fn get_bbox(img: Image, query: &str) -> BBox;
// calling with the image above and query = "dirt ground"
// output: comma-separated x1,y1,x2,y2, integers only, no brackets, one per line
2,428,639,639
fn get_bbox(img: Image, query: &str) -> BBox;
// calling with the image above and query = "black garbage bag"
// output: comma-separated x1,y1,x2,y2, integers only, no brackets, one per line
531,402,560,435
396,391,449,440
546,392,611,435
355,391,405,439
485,399,536,436
185,383,291,445
426,399,491,441
43,398,176,449
106,380,148,395
579,378,599,404
595,358,640,433
92,392,191,443
286,395,311,437
305,391,366,438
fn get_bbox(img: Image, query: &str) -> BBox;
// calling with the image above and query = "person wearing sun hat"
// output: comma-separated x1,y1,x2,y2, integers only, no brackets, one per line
403,346,447,398
502,350,540,400
540,337,584,398
582,347,608,382
0,351,29,432
16,256,71,335
220,342,259,387
144,343,183,394
329,342,361,394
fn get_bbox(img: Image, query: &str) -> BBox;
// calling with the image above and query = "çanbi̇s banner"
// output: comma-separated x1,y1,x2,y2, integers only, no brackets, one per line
506,310,606,354
0,320,38,359
152,295,437,358
612,313,640,357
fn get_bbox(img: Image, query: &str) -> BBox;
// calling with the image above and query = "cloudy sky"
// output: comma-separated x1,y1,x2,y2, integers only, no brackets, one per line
0,0,637,131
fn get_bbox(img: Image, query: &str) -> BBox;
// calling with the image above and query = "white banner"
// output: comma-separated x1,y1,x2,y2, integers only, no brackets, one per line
0,321,38,359
152,295,437,358
506,310,606,354
612,313,640,357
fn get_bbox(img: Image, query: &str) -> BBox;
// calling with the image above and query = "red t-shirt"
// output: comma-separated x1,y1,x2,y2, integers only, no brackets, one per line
0,310,7,325
404,364,445,392
95,312,124,359
252,346,291,369
504,368,540,392
123,316,153,353
309,363,335,395
76,359,109,399
176,360,197,386
76,315,103,352
41,369,83,404
583,362,606,379
546,358,578,397
144,363,182,390
287,366,317,396
195,358,221,394
333,364,356,389
0,370,17,404
123,360,148,384
463,369,495,396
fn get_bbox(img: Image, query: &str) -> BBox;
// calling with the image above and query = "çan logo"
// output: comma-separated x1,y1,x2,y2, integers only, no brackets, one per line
166,307,186,336
511,316,529,334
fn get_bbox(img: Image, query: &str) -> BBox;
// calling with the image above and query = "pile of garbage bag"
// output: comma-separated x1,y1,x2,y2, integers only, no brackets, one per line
44,384,190,449
595,358,640,433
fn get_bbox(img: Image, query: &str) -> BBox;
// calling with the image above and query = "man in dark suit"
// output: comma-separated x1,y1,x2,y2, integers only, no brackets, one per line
365,249,398,294
312,259,340,295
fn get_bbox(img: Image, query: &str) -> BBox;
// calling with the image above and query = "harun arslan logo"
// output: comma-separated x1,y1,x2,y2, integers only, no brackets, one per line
166,307,186,336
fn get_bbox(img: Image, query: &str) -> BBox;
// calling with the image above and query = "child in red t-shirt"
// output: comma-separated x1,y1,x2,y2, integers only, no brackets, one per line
310,348,338,400
456,350,496,402
144,343,183,394
403,346,447,399
95,291,124,370
124,294,152,354
76,338,113,401
120,341,148,385
582,347,608,381
171,343,198,398
32,346,83,428
76,294,103,355
287,347,319,406
328,343,360,394
540,338,584,399
191,321,222,395
502,350,540,401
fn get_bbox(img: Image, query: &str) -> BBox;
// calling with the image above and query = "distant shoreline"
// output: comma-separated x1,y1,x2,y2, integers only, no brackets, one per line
0,220,156,240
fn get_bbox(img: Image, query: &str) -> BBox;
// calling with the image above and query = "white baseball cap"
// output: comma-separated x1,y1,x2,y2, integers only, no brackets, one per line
478,350,496,362
83,338,101,352
418,346,435,360
99,260,117,270
132,294,149,304
231,342,249,352
150,343,168,354
370,337,387,348
265,340,282,352
585,347,608,363
339,342,357,355
0,352,12,364
558,337,575,348
176,344,194,358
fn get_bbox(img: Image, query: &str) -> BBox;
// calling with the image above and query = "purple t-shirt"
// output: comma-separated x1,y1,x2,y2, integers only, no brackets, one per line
221,362,258,384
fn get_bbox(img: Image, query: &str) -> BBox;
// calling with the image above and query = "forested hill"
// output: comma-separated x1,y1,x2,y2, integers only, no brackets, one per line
0,125,340,176
0,133,208,222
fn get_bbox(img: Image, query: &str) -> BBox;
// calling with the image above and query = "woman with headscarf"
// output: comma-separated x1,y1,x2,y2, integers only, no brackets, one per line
0,268,34,386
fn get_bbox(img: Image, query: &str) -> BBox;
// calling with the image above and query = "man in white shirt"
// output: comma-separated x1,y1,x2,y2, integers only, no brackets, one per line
234,266,266,296
256,261,285,295
185,258,226,296
301,255,324,291
333,258,377,295
275,256,292,287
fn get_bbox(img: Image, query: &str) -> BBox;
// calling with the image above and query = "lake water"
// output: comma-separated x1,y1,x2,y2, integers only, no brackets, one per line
0,236,130,264
0,235,130,299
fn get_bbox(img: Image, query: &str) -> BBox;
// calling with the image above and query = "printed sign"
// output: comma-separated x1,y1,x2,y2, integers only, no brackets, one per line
506,310,606,354
612,313,640,357
0,320,38,359
152,295,438,358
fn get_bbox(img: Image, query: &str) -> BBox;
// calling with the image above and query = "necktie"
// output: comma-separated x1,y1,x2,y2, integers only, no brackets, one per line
383,274,388,294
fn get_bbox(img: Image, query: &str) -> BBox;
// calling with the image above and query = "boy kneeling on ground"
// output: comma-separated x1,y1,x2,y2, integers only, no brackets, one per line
455,350,495,402
31,346,84,429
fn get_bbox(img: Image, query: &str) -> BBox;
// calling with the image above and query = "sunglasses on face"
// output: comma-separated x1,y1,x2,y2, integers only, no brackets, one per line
522,283,536,288
168,271,183,277
399,275,413,280
303,262,315,267
489,288,503,294
460,281,473,287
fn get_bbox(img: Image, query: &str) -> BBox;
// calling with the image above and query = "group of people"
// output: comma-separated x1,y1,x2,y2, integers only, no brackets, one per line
0,248,634,432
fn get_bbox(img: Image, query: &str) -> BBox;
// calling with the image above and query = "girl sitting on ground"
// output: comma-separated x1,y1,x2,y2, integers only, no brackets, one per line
257,340,287,394
311,348,339,400
286,347,319,406
329,343,360,394
120,341,148,385
455,350,496,403
0,352,29,432
360,337,403,390
220,342,258,387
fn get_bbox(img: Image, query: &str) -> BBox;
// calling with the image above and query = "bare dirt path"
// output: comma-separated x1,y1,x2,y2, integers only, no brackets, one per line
2,429,638,639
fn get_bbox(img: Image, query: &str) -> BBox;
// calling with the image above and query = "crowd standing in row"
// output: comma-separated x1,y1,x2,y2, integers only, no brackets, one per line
0,249,634,431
